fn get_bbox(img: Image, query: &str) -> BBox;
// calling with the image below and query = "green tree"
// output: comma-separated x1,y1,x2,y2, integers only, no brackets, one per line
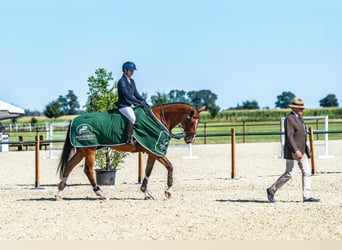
150,89,219,118
68,90,80,114
207,105,219,119
275,91,296,108
59,90,80,115
241,100,260,109
57,95,68,114
150,91,168,105
231,100,260,110
167,90,188,103
44,100,63,119
187,90,202,108
85,68,117,112
30,117,38,124
84,68,127,170
24,109,41,116
319,94,339,107
187,89,219,118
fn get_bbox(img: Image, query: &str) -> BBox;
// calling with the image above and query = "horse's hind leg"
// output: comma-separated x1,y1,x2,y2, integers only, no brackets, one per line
83,150,108,200
55,150,84,200
140,155,156,200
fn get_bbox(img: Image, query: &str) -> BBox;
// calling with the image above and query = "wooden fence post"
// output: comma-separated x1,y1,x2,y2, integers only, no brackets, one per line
243,121,246,143
309,127,316,175
138,152,143,183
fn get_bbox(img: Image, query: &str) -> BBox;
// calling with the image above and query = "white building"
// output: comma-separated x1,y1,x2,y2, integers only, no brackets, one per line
0,100,25,121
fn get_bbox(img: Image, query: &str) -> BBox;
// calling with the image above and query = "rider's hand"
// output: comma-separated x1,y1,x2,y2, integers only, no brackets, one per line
141,100,148,107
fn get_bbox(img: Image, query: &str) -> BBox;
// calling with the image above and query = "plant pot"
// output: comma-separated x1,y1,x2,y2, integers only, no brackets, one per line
95,169,116,185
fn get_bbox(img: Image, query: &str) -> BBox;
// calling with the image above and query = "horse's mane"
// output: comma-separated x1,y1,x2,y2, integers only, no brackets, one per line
152,102,193,108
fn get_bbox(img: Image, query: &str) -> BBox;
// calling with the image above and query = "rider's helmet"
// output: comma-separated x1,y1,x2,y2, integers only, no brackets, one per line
122,61,137,72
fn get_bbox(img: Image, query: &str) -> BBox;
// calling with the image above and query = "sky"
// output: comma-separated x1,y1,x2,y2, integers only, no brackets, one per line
1,0,341,112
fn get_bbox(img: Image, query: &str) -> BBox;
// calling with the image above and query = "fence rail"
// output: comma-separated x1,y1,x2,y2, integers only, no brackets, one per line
196,129,342,138
198,120,342,143
1,130,342,147
1,129,341,187
2,119,341,131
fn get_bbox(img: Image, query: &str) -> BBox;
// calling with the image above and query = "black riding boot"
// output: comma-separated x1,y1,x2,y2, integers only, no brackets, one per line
126,121,134,144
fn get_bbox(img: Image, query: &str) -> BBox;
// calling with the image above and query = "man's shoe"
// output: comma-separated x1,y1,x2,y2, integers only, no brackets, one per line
303,197,320,202
266,188,275,203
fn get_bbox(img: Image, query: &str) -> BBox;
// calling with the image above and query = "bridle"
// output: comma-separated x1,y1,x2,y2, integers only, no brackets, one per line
184,112,199,138
159,104,199,140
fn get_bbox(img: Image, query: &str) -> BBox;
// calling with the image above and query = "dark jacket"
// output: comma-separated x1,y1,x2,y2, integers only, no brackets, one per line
284,112,311,159
116,75,145,109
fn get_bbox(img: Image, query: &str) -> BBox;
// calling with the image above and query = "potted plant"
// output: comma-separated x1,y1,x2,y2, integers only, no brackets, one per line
85,68,129,185
95,148,128,185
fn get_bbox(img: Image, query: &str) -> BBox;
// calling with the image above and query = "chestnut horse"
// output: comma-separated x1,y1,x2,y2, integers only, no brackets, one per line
55,103,206,200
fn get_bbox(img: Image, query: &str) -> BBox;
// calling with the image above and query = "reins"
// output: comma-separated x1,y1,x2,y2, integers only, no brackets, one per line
159,104,167,127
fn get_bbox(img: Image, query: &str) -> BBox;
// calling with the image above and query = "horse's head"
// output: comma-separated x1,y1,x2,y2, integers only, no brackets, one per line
151,103,206,144
180,105,206,144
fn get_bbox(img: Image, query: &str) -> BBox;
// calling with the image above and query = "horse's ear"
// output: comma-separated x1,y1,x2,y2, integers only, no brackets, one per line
198,106,206,112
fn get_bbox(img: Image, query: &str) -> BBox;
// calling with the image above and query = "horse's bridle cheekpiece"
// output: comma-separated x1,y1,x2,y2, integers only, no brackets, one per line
184,109,199,138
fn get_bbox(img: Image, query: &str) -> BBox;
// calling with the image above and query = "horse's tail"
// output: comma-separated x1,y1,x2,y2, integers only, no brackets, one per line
57,123,73,179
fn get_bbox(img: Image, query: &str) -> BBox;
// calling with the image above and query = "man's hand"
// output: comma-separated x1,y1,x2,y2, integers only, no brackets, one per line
295,150,303,160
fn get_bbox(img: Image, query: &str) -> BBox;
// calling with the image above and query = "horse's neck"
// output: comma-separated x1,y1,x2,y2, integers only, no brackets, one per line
153,105,190,130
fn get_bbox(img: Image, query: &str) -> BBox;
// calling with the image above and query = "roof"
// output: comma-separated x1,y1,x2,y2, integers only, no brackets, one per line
0,100,25,120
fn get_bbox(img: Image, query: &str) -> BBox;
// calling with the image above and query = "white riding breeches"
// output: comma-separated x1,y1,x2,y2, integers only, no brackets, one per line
119,106,136,124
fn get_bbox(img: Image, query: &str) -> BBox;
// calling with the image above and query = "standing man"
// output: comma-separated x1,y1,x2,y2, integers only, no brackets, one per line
267,98,320,203
117,61,148,144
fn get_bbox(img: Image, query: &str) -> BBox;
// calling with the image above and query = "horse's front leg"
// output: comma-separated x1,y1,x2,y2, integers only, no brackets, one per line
141,156,156,200
84,151,108,201
158,156,173,199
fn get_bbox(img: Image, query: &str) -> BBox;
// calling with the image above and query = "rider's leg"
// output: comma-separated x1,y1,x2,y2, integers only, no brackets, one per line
118,107,136,144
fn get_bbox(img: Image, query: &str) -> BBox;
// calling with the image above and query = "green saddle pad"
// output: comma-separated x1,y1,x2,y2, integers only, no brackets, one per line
70,107,171,156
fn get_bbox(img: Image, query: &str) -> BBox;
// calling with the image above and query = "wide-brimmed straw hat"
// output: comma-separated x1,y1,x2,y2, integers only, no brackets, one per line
289,98,306,109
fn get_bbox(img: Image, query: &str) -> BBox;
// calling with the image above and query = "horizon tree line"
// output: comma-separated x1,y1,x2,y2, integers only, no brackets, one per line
23,68,340,120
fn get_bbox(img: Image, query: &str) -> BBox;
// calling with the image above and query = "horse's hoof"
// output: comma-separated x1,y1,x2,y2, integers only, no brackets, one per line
99,196,109,201
55,194,63,201
164,190,172,199
144,191,154,200
164,187,172,199
94,187,108,200
58,182,66,191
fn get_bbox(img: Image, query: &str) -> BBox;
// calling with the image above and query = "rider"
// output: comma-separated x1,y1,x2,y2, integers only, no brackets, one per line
117,61,148,144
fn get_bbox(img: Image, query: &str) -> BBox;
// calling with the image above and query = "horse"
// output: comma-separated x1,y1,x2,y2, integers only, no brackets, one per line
55,103,206,200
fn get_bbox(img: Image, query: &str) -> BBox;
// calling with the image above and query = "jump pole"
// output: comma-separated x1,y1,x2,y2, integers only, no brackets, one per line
309,127,317,175
231,128,236,179
183,143,199,159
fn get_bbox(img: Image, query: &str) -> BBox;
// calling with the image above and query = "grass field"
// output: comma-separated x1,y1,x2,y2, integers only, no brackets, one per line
4,119,342,150
171,119,342,145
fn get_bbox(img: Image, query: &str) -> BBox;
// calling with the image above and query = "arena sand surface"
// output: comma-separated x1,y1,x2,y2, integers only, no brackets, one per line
0,141,341,240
